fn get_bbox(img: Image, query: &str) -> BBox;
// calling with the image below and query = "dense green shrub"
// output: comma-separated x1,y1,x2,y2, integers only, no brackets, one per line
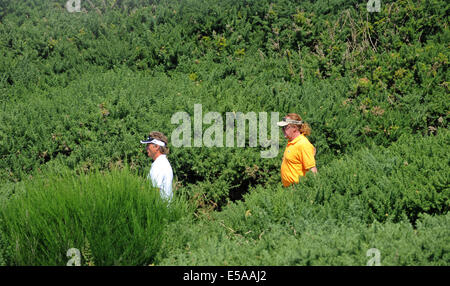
0,167,187,266
0,0,448,265
1,1,448,202
156,213,450,266
155,130,449,265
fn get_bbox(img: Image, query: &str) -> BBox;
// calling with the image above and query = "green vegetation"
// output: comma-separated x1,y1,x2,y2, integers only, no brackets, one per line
0,0,448,265
156,130,450,265
0,167,187,265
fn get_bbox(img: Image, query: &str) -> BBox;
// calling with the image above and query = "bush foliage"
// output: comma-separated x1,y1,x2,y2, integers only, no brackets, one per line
0,167,187,266
155,130,449,265
0,0,448,265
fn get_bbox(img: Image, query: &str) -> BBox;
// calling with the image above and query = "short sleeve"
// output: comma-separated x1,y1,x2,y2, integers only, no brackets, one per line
299,142,316,170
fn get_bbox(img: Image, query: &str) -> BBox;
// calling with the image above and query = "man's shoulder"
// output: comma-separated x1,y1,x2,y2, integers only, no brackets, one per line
153,155,170,164
294,134,311,145
153,155,173,172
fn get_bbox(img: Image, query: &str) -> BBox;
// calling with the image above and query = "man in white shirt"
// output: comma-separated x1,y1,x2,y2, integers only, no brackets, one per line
140,131,173,202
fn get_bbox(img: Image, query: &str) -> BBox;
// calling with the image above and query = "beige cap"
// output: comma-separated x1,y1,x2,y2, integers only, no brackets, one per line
277,117,303,127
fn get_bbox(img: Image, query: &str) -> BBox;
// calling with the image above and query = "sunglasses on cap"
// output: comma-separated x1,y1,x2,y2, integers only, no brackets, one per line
140,136,166,147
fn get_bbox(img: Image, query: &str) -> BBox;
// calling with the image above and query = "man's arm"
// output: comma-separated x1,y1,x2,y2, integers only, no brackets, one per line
311,147,317,173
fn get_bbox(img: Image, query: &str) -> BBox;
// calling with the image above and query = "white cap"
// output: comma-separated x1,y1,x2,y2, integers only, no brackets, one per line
277,117,303,127
140,136,166,147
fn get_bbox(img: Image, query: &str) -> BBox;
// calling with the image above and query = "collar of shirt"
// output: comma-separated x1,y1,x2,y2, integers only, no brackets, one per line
153,154,167,163
287,134,304,146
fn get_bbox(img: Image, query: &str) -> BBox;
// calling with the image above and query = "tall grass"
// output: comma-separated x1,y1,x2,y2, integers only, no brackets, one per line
0,167,180,266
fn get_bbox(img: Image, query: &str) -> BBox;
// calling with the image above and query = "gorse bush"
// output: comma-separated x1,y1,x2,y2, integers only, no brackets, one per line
0,167,185,266
0,0,448,265
155,130,450,265
1,1,448,208
156,212,450,266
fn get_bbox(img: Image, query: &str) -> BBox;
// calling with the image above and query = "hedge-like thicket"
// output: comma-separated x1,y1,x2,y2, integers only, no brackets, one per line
0,0,448,265
155,130,449,265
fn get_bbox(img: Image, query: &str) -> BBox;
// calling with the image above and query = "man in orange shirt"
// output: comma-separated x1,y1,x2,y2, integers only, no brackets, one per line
277,113,317,187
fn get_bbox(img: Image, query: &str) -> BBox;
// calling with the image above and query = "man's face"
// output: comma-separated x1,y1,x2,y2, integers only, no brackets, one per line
146,143,158,158
282,124,295,140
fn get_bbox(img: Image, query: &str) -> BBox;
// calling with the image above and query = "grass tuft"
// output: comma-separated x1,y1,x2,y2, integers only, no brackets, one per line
0,167,178,266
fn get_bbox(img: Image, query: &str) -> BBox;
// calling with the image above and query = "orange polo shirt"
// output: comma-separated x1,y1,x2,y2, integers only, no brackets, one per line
281,134,316,187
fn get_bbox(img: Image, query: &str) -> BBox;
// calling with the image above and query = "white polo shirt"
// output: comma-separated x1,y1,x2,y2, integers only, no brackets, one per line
147,154,173,202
